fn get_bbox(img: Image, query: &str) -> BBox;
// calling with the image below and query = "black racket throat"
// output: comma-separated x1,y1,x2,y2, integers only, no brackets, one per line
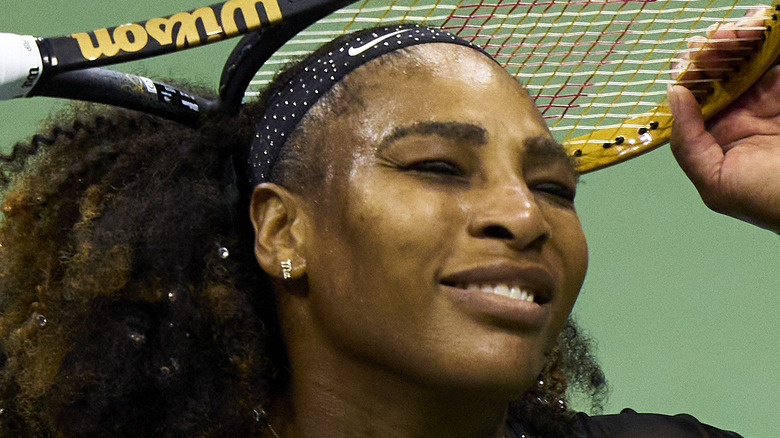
32,69,218,125
21,0,356,125
42,0,355,74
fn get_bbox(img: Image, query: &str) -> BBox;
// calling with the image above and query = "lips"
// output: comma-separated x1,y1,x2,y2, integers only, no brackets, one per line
439,263,556,328
439,264,555,305
457,283,537,303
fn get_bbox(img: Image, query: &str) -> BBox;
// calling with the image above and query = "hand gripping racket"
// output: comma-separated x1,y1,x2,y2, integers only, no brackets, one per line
2,0,780,172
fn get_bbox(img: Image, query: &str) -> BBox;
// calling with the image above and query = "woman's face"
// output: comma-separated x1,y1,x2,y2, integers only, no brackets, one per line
297,44,588,398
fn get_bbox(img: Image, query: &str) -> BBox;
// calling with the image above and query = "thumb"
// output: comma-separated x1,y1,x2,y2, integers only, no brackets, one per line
667,84,725,191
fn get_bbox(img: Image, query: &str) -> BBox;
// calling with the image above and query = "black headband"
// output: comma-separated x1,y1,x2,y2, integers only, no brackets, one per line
245,24,490,187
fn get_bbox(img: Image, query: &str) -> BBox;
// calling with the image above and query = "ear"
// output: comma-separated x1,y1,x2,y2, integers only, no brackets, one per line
249,183,308,280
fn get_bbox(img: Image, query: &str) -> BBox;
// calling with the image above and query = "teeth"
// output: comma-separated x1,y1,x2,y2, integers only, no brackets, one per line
494,284,510,296
459,283,536,303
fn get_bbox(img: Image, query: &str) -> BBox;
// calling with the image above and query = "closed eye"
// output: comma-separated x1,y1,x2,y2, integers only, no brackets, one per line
532,182,576,205
403,160,465,177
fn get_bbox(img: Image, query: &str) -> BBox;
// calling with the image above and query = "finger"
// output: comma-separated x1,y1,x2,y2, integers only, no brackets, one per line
705,25,743,55
670,50,702,83
686,7,771,79
708,65,780,142
715,5,770,43
733,6,769,41
667,84,725,192
714,6,768,43
693,27,748,79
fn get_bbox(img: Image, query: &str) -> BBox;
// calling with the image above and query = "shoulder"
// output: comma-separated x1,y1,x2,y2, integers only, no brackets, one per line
572,409,744,438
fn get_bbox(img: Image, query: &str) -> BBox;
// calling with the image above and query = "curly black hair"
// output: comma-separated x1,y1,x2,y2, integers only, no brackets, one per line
0,100,278,437
0,35,607,438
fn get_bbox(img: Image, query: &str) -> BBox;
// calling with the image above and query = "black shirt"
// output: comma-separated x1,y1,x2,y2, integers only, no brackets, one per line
505,409,743,437
573,409,743,437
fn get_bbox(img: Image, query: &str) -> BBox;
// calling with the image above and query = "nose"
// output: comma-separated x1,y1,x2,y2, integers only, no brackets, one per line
466,183,552,251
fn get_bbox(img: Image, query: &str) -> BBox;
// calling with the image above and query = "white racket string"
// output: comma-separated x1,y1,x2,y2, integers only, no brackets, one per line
243,0,768,145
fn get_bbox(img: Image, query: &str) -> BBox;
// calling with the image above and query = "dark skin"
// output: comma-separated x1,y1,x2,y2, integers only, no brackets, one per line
251,44,587,438
0,13,773,437
668,6,780,233
669,75,780,233
246,22,780,438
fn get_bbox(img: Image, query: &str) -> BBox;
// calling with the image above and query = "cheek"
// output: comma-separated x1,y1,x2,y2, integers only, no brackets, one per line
303,179,459,359
308,174,454,302
550,211,589,305
348,193,455,289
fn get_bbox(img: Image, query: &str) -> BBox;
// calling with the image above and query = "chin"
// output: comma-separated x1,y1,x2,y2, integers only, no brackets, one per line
411,345,548,401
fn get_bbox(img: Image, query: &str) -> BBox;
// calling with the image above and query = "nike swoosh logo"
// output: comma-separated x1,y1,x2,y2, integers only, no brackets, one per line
347,29,413,56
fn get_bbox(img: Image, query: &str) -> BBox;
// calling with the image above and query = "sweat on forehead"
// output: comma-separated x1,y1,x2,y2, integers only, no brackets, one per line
245,24,495,188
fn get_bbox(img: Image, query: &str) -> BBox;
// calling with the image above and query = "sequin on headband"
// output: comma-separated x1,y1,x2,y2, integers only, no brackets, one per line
246,24,490,187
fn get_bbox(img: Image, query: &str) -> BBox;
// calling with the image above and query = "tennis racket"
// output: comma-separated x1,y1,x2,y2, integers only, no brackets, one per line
2,0,779,171
0,0,355,123
235,0,780,173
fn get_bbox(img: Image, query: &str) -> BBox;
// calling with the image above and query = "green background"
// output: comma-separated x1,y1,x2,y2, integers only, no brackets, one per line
1,1,777,436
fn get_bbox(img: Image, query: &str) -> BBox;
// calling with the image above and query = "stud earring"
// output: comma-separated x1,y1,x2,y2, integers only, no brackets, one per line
280,259,292,279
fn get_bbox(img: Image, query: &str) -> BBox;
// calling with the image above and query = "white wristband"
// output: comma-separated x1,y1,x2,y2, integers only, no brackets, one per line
0,33,44,101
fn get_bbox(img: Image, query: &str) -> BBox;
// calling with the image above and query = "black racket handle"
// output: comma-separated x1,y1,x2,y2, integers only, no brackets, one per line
1,0,356,101
33,68,218,125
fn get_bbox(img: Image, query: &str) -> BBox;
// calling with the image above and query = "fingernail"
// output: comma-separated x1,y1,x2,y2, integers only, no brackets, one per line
745,5,770,18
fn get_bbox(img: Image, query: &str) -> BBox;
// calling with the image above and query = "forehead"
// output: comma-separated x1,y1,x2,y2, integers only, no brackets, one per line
353,43,510,95
323,43,549,147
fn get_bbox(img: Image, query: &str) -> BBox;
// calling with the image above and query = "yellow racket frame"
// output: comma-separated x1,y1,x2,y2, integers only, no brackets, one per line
566,1,780,174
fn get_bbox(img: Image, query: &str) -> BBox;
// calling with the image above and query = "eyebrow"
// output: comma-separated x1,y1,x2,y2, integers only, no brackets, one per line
377,121,488,152
376,121,578,180
523,136,579,180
